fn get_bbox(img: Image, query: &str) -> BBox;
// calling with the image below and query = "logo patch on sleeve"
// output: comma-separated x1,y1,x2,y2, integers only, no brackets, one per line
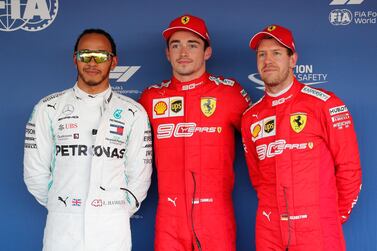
301,86,330,101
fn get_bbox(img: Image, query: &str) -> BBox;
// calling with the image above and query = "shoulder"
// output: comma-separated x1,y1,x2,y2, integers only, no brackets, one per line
39,89,69,104
299,85,333,102
243,95,265,116
208,75,238,87
112,92,148,116
146,80,171,91
35,88,71,111
299,84,346,109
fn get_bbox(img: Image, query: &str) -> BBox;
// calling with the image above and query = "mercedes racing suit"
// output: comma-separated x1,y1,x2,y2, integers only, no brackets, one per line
139,72,251,251
241,78,362,251
24,84,152,251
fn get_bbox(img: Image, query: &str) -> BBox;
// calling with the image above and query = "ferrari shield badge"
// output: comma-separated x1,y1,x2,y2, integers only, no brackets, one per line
201,97,216,117
290,113,307,133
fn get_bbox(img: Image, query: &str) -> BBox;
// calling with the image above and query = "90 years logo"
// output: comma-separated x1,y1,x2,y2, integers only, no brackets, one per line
0,0,58,32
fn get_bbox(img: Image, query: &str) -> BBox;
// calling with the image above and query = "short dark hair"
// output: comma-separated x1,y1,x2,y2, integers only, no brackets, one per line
74,28,117,56
166,37,210,51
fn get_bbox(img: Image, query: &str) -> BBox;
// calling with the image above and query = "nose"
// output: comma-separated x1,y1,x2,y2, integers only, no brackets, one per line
87,56,97,65
180,45,189,57
263,52,273,64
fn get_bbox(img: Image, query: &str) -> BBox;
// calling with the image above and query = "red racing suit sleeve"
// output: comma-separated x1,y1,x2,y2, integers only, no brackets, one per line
241,110,260,189
322,94,362,223
228,82,252,131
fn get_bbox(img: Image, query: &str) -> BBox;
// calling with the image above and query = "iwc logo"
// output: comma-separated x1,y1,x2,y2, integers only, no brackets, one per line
0,0,58,32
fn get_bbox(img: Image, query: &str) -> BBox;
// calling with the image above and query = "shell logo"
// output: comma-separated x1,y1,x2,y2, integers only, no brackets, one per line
252,124,261,138
154,101,168,115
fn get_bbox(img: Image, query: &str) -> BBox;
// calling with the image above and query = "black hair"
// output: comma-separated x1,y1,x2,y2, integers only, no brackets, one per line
74,28,117,55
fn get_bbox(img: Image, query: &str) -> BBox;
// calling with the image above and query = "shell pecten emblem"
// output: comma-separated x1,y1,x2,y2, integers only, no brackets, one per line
154,101,168,115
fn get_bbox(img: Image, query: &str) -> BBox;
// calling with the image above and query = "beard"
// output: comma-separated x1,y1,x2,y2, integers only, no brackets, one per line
261,67,290,88
77,66,111,87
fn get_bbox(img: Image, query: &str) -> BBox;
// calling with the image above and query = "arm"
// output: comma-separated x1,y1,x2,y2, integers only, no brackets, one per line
241,114,260,189
23,103,53,207
230,82,252,131
124,105,153,215
323,96,362,223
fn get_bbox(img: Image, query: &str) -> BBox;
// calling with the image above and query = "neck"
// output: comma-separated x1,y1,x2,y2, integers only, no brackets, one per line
77,80,110,94
173,68,206,82
265,73,294,95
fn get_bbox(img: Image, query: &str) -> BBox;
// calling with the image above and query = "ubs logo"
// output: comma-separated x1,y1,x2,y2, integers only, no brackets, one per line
0,0,59,32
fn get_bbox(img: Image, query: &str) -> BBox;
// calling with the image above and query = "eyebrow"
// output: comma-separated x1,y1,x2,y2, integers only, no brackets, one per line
169,40,201,45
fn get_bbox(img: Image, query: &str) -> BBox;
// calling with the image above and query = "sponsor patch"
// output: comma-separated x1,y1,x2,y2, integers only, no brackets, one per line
331,113,350,122
153,97,184,118
110,124,124,136
201,97,216,117
170,98,184,117
72,199,82,206
290,113,307,133
329,105,348,116
250,116,276,142
113,109,123,119
333,120,352,129
301,86,330,101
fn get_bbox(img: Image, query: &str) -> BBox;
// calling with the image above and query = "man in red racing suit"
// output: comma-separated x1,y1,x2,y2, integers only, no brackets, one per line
241,25,362,251
139,14,251,251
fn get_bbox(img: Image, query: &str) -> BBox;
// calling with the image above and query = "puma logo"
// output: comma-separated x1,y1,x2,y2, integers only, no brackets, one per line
128,108,137,116
263,210,271,222
58,196,68,207
167,197,177,207
47,103,57,110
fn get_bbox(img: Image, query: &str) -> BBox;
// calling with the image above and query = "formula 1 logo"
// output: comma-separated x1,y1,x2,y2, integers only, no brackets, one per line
109,66,140,82
329,0,364,5
0,0,58,32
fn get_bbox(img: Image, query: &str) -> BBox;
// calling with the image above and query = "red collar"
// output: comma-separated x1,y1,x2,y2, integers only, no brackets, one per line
264,78,302,107
170,72,209,91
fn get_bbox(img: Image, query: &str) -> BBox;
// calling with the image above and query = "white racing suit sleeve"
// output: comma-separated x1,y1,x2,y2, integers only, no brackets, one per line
124,106,152,215
23,103,53,207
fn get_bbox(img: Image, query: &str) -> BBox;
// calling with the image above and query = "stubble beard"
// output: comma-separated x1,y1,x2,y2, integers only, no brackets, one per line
77,67,111,87
261,67,290,89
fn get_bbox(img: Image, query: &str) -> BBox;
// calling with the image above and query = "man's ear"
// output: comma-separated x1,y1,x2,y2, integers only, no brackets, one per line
204,46,212,61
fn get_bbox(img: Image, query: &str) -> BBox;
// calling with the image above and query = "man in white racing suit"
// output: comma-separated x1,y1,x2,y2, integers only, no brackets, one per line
23,29,152,251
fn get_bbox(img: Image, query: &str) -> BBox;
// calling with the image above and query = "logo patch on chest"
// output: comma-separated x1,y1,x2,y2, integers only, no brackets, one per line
201,97,216,117
290,113,307,133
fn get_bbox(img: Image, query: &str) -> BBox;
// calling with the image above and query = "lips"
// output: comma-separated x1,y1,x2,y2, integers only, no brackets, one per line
84,68,101,75
177,58,193,64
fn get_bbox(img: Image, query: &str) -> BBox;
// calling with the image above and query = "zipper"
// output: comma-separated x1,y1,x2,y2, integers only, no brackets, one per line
283,186,291,250
191,172,202,251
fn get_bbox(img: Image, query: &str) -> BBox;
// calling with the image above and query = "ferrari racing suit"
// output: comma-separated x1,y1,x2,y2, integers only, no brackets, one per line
139,72,251,251
24,84,152,251
241,78,362,251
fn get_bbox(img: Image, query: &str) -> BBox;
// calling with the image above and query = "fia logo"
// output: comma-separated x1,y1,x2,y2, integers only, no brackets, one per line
0,0,59,32
329,9,353,25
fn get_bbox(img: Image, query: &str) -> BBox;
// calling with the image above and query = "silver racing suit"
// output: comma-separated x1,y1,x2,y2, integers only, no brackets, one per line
24,84,152,251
